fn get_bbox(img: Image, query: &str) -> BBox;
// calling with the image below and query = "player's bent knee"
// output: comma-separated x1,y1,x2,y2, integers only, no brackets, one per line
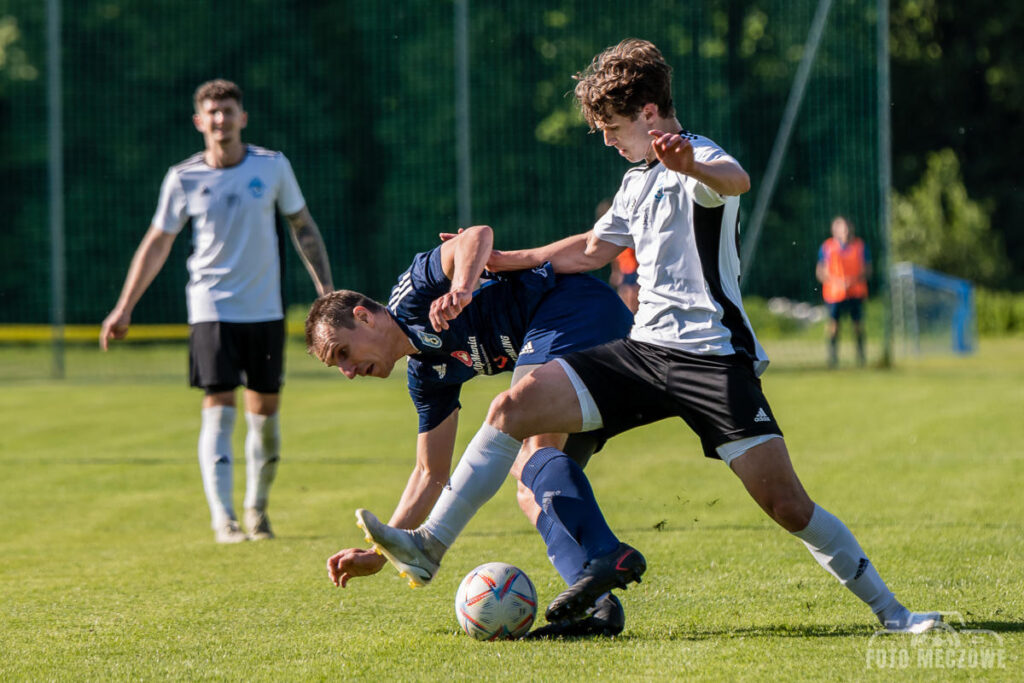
768,494,814,532
486,390,526,436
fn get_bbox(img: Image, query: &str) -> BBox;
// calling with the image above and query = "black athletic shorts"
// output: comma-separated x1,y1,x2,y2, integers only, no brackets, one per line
561,338,783,460
189,319,286,394
827,297,864,322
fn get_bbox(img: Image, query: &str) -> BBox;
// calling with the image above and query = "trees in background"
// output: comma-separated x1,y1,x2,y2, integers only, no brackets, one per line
0,0,1020,325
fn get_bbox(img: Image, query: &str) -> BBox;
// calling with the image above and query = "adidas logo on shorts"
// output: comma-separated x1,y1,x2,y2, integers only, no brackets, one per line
754,407,771,423
520,341,535,355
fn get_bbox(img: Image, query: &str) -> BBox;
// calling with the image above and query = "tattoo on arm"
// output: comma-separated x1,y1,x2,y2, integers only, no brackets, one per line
286,207,334,295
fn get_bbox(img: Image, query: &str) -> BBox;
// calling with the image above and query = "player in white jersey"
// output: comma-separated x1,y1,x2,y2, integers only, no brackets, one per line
100,80,334,543
359,39,941,637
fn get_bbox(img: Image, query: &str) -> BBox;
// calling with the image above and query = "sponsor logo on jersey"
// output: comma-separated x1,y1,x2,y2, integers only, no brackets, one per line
520,340,535,355
494,356,509,369
248,177,265,198
754,407,771,423
466,335,484,374
451,350,473,367
417,330,442,348
531,265,549,278
433,364,447,379
500,335,519,362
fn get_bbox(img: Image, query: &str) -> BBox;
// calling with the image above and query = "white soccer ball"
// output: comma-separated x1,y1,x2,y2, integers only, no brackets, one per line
454,562,537,640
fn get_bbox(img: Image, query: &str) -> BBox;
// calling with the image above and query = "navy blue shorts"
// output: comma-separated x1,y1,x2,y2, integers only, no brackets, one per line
827,298,864,322
189,319,285,394
516,274,634,367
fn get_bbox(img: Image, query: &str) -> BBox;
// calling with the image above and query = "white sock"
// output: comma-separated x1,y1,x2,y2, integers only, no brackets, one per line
198,405,236,529
422,423,521,548
243,412,280,512
793,504,900,618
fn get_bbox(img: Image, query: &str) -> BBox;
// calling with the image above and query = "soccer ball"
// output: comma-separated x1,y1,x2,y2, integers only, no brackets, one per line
454,562,537,640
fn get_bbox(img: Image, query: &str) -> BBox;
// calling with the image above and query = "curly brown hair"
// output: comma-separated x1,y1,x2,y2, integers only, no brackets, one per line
573,39,675,131
193,79,243,110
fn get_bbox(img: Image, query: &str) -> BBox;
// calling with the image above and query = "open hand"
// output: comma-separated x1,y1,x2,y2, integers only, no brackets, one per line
326,547,387,588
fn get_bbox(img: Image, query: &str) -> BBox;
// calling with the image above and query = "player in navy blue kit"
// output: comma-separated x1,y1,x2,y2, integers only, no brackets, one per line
361,39,942,637
307,225,634,636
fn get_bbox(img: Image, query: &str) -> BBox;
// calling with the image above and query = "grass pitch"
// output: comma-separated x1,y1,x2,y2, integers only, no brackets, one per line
1,338,1022,680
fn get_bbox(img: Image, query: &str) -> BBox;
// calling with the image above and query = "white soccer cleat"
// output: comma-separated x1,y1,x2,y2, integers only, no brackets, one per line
214,519,248,544
884,610,943,634
355,509,438,588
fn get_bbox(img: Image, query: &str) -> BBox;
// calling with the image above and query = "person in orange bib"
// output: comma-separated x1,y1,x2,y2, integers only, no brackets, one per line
816,216,871,367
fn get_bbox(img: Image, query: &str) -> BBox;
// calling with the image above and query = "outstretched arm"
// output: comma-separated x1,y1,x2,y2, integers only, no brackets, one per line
649,130,751,197
430,225,494,331
100,226,177,350
326,410,460,587
487,231,624,274
285,206,334,296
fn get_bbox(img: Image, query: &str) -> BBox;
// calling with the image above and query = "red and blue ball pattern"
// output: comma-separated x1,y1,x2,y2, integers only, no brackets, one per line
455,562,537,640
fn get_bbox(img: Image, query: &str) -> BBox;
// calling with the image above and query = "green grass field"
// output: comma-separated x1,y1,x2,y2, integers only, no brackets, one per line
2,338,1022,680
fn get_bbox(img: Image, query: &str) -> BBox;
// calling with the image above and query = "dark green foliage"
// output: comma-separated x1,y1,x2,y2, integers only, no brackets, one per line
975,288,1024,336
6,1,1017,325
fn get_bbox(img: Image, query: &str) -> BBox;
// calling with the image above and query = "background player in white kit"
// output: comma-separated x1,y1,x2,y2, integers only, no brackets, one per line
361,39,942,635
100,80,334,543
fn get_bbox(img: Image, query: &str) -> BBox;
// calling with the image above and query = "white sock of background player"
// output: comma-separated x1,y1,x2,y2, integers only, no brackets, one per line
198,405,236,528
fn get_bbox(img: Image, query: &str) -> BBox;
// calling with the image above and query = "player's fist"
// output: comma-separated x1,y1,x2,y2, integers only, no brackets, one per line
326,547,387,588
438,228,467,242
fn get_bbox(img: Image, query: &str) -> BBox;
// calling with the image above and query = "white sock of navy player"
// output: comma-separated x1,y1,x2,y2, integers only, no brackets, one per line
419,423,521,561
793,504,910,626
198,405,237,529
242,412,280,513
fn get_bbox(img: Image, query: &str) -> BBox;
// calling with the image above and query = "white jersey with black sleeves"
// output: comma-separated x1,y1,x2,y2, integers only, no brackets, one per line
152,145,306,324
593,132,769,374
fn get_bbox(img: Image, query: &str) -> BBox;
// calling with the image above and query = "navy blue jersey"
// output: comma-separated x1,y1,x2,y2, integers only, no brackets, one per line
387,247,632,432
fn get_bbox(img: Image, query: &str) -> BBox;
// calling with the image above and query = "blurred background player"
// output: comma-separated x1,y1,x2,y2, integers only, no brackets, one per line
100,79,334,543
601,198,640,314
816,216,871,367
306,225,634,637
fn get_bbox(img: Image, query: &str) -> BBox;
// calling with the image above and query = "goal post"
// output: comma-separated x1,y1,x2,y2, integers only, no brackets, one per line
891,262,976,357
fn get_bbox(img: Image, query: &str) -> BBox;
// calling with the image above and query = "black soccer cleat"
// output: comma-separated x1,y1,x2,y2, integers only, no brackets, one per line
524,592,625,639
544,543,646,624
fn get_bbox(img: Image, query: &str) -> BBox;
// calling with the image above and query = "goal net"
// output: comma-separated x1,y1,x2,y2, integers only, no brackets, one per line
891,262,976,357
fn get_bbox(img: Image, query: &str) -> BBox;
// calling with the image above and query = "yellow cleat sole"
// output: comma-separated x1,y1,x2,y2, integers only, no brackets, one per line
355,510,431,588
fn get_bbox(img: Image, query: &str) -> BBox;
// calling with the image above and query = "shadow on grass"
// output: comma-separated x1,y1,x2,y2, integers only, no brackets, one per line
513,622,872,643
662,622,873,640
964,620,1024,633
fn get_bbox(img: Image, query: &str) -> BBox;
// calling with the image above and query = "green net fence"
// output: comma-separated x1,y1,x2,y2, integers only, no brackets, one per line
1,0,884,375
